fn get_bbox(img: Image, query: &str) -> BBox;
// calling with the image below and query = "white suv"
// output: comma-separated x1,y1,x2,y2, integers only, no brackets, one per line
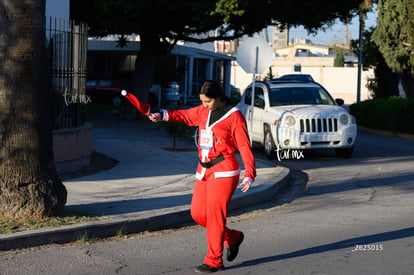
237,80,357,158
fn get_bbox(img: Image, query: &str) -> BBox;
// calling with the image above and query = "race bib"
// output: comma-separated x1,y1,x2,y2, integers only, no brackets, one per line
200,129,214,150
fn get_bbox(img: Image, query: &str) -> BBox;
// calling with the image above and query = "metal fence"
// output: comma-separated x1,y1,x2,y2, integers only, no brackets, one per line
46,17,88,130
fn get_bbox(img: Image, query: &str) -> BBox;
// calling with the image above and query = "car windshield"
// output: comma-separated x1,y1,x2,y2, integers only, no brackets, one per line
268,86,335,106
277,74,313,81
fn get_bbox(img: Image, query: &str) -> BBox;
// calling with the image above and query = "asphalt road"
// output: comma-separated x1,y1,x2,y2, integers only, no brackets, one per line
1,130,413,275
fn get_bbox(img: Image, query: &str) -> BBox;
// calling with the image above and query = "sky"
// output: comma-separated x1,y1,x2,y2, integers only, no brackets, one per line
288,10,377,46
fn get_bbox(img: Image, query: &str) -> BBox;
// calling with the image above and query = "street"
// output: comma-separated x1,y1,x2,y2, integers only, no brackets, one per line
1,130,413,275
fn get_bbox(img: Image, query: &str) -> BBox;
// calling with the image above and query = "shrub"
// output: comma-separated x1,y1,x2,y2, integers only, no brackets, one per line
334,53,345,67
159,105,196,150
350,97,414,134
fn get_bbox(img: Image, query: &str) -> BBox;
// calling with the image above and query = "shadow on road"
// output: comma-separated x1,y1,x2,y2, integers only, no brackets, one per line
229,226,414,269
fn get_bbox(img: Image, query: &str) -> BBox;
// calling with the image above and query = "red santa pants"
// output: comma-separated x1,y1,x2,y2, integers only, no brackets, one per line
191,169,242,268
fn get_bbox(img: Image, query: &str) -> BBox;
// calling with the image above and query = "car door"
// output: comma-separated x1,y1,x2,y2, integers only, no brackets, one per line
243,85,266,142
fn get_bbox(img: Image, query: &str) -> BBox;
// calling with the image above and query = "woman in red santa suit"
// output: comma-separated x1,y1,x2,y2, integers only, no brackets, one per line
150,80,256,273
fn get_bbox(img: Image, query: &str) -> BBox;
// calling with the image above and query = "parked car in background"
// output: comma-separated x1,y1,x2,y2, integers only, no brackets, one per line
237,80,357,158
164,81,182,104
269,73,314,82
230,84,241,102
86,79,129,106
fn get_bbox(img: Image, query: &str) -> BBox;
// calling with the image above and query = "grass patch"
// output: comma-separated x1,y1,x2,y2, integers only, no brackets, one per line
75,234,102,244
0,213,107,234
116,227,126,238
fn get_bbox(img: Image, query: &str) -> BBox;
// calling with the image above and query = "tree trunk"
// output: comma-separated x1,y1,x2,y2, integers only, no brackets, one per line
0,0,67,218
401,74,414,98
129,32,162,105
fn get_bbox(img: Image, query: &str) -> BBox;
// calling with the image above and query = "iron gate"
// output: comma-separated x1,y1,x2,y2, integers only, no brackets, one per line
47,17,88,130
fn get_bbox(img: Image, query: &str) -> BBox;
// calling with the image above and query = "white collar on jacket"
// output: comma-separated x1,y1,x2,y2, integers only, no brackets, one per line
205,106,239,129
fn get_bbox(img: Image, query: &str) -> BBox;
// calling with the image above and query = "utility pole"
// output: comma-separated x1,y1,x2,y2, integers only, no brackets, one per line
357,14,364,103
345,18,349,45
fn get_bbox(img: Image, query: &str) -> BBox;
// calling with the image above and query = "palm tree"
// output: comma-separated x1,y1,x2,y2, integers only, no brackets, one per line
0,0,67,218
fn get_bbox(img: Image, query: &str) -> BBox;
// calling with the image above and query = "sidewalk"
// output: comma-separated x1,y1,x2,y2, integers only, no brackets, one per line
0,112,290,251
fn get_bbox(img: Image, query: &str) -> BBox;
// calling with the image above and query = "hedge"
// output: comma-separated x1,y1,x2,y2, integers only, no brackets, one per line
349,97,414,135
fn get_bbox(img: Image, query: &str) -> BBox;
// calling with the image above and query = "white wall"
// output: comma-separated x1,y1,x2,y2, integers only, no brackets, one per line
231,63,373,104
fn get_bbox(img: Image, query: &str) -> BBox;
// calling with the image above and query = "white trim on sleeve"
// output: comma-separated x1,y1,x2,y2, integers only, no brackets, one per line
161,109,169,121
243,177,254,185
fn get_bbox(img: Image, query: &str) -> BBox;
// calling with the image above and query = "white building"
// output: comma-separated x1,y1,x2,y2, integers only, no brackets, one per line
231,41,373,104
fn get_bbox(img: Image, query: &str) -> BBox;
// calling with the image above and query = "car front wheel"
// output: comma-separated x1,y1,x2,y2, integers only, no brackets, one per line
264,130,276,159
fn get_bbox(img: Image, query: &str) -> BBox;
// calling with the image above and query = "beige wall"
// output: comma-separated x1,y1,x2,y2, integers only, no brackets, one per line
273,57,334,67
53,123,93,175
231,60,373,105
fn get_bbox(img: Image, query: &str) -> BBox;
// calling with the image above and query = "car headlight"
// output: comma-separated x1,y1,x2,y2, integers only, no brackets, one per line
285,115,296,126
340,114,349,125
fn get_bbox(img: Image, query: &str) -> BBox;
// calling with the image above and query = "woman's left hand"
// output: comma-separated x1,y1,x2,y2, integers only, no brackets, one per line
240,180,251,193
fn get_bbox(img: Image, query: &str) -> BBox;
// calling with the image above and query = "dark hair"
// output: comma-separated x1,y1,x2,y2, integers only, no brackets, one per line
199,80,231,104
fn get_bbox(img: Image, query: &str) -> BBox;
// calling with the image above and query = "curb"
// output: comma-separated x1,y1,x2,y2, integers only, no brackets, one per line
0,167,290,251
358,126,414,141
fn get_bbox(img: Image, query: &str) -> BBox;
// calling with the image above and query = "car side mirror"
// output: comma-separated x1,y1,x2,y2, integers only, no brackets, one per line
254,99,265,108
335,98,344,106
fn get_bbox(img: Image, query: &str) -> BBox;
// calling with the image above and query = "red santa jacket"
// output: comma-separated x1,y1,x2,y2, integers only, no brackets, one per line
161,105,256,182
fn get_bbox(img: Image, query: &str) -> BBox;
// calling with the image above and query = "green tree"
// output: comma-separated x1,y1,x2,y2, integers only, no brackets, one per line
350,27,399,98
0,0,67,219
334,52,345,67
350,27,378,70
263,66,275,81
71,0,364,102
372,0,414,97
